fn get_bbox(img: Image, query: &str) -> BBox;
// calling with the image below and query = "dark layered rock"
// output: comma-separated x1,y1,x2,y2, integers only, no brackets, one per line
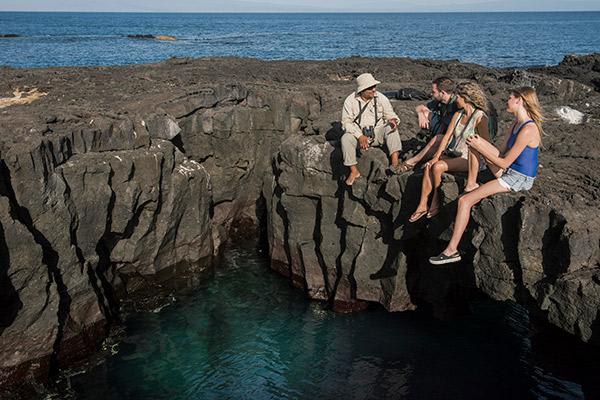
266,130,600,343
262,55,600,344
265,134,475,313
1,55,600,393
0,115,215,387
0,69,320,390
531,53,600,92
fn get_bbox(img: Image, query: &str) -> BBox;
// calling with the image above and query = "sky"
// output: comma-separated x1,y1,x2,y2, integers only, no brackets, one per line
0,0,599,12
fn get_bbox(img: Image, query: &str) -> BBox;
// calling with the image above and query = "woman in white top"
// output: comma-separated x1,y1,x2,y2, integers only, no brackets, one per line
409,81,490,222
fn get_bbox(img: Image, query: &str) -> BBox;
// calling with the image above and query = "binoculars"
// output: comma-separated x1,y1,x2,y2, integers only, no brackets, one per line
362,126,375,138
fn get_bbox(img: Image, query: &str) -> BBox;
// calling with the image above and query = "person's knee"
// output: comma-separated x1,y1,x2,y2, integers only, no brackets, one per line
458,194,474,209
430,134,442,146
432,161,446,175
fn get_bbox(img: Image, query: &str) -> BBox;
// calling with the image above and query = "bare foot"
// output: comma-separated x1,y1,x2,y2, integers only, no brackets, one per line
409,208,428,222
345,172,361,186
426,207,440,219
464,183,480,193
426,199,441,218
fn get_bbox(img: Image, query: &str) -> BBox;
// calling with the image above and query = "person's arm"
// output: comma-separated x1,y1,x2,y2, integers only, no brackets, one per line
380,95,399,129
475,114,490,142
416,103,432,129
429,111,460,163
341,96,363,139
468,125,538,169
496,122,517,155
481,121,515,157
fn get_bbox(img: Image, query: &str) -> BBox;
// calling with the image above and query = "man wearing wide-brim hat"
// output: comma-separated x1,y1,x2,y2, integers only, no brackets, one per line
341,73,402,185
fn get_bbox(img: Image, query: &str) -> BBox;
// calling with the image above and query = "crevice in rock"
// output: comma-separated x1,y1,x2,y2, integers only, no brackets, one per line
312,198,330,298
93,168,120,323
274,186,292,277
0,222,21,335
171,134,186,154
330,185,348,304
541,210,570,283
174,97,247,120
59,173,86,271
501,200,533,305
255,193,269,255
146,152,166,240
347,225,368,301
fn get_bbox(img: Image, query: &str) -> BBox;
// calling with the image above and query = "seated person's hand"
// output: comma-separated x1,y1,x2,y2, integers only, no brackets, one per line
466,134,482,149
388,118,398,130
418,114,430,129
359,135,370,150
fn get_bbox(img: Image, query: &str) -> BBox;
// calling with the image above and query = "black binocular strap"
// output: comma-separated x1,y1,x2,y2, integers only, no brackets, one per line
353,96,379,128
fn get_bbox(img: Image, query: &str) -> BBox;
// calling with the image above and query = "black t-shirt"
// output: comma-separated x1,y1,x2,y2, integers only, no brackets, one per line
426,97,459,136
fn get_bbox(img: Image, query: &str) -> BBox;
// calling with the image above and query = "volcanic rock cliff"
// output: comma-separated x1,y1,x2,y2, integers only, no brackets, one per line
1,55,599,392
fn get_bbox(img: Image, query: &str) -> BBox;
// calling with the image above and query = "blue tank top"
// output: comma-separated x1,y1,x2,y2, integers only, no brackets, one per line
506,120,539,177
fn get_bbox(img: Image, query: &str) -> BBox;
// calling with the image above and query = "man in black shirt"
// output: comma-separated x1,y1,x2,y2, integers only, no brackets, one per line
398,77,458,171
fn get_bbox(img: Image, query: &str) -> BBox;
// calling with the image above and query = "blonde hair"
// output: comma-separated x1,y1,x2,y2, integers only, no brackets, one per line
456,81,489,113
511,86,544,135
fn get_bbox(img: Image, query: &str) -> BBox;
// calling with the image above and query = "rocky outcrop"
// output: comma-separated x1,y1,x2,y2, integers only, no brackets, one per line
532,53,600,92
0,116,215,387
0,75,320,389
158,84,321,234
1,55,600,392
266,129,600,345
262,55,600,343
127,34,177,41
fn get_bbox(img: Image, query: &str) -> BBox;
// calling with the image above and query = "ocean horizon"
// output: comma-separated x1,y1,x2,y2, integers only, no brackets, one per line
1,11,599,68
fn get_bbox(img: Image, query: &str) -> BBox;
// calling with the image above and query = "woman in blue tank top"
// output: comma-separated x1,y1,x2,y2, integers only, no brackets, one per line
430,87,543,265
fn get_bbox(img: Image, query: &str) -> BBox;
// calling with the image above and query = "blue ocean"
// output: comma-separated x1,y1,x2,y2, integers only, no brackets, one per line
0,12,599,68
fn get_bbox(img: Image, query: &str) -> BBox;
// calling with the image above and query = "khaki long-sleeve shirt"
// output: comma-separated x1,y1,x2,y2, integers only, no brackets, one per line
341,91,399,139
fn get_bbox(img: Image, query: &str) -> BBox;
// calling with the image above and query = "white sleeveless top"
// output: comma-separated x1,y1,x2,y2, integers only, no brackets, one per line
451,109,485,160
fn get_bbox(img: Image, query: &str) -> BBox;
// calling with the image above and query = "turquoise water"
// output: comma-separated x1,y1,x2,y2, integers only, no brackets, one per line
1,12,600,68
60,243,597,400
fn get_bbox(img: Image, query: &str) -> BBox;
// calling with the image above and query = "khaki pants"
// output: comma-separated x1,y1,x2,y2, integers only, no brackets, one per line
341,125,402,166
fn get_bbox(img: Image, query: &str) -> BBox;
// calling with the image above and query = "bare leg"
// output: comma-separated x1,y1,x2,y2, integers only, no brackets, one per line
409,164,433,221
465,149,480,192
429,157,469,216
442,179,510,255
345,165,361,185
405,134,442,166
390,151,399,167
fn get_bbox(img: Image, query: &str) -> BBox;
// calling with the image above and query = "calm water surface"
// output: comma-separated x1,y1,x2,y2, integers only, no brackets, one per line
57,243,598,400
0,12,599,68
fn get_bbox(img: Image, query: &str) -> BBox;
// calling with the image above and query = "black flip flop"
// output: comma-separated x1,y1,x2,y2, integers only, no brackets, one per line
429,252,461,265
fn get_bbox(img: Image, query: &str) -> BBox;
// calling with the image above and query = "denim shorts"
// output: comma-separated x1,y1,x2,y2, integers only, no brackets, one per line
498,168,535,192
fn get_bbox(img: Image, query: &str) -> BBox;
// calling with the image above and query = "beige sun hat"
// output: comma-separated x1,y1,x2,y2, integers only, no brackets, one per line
356,73,381,93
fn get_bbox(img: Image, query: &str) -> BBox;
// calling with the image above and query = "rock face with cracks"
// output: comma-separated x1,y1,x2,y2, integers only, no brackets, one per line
1,54,600,391
0,127,215,386
266,133,600,345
